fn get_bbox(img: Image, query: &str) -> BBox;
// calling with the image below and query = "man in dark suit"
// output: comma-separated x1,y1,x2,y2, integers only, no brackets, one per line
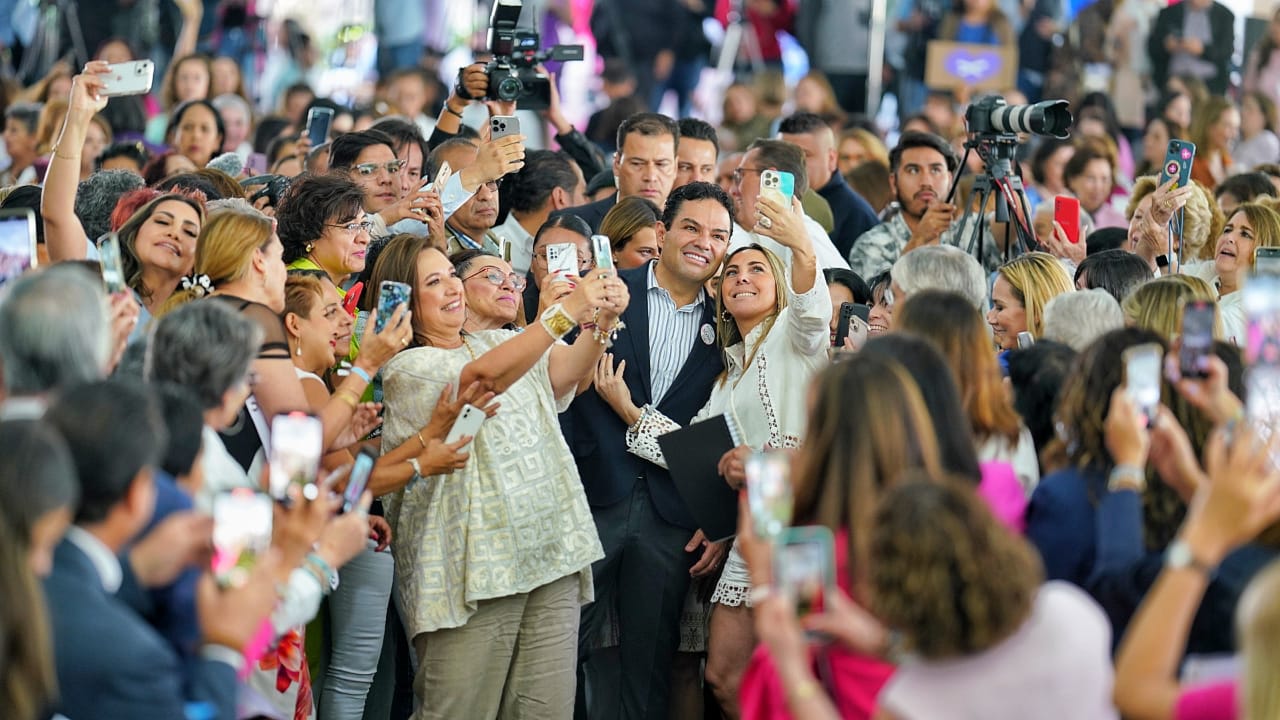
566,182,733,718
42,380,277,720
1147,0,1235,96
779,112,881,259
552,112,680,233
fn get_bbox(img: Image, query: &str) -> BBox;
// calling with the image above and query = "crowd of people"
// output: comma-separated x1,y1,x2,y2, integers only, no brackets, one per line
4,2,1280,720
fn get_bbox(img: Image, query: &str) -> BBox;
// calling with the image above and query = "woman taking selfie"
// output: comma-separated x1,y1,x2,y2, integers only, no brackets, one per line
595,190,831,716
1182,202,1280,344
375,233,628,717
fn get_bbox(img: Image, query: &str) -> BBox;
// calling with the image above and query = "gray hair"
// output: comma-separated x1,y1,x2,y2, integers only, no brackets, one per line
1042,289,1123,351
205,197,260,216
145,301,262,409
891,245,988,312
0,265,112,395
211,93,252,123
75,169,145,242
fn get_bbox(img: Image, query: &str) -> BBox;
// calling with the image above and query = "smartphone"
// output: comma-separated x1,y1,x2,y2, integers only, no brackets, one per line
1017,331,1036,349
546,242,579,278
759,169,796,208
1123,343,1164,428
268,412,323,499
1053,195,1081,244
0,208,37,287
833,302,871,348
1245,276,1280,455
496,235,512,263
375,280,411,333
421,160,452,194
97,231,127,294
1160,139,1196,190
211,489,273,588
745,452,793,541
342,281,364,317
246,152,268,175
591,234,614,272
490,115,521,140
445,403,485,447
1256,247,1280,276
100,60,155,98
342,446,377,513
1179,299,1215,379
775,526,836,621
305,107,334,148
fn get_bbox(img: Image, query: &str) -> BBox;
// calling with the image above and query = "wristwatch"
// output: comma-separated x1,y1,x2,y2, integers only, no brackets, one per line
1165,539,1214,575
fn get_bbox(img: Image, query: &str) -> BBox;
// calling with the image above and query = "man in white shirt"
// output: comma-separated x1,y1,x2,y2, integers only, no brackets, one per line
727,139,850,271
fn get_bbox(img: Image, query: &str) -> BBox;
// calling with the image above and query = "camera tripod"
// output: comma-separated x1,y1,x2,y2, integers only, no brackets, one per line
15,0,88,84
715,0,764,77
946,133,1037,265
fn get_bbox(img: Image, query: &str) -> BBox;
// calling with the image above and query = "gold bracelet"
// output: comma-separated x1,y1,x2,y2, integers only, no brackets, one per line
540,303,576,340
54,152,79,161
788,678,820,702
332,389,359,409
416,431,428,450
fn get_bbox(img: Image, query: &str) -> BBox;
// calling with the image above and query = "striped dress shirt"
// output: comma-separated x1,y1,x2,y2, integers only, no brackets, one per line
646,261,708,404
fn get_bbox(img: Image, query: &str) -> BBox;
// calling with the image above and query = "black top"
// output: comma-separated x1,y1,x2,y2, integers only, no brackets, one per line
549,193,619,234
209,295,291,469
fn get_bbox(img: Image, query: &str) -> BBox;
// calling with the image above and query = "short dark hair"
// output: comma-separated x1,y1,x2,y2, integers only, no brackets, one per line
504,150,580,214
1006,340,1077,453
154,172,224,201
329,129,397,170
266,133,301,165
1074,249,1153,303
777,111,829,136
167,99,226,152
1084,227,1128,255
0,419,80,544
677,118,719,148
276,173,367,263
1216,172,1277,204
661,181,735,230
4,103,40,134
370,117,428,166
745,139,808,198
96,141,150,172
889,131,959,175
154,383,205,479
823,268,871,304
533,214,592,252
45,380,167,525
617,112,680,157
0,186,44,245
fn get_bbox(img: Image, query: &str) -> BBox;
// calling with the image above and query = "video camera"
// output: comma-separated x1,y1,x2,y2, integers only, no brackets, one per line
482,0,583,111
965,95,1072,139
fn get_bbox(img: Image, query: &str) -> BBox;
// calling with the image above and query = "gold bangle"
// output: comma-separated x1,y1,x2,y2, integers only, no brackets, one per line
54,152,79,161
333,389,358,409
539,303,576,340
788,678,820,702
416,431,428,450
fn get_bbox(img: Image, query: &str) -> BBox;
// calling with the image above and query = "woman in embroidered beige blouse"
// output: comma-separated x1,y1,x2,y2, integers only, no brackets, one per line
593,191,831,716
373,233,628,719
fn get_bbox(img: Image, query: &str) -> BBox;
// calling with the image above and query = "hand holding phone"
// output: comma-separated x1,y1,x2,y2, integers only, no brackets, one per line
97,231,127,294
100,60,155,98
1123,343,1164,428
212,489,274,588
745,452,793,540
422,161,452,194
1179,300,1215,378
1160,140,1196,190
305,107,335,148
342,447,378,513
833,302,870,348
268,413,324,499
546,243,579,278
775,526,836,622
1053,196,1081,245
375,281,411,333
0,209,37,288
445,404,486,448
591,235,614,273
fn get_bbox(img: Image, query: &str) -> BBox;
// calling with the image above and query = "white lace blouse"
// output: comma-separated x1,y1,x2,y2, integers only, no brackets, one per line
626,269,833,464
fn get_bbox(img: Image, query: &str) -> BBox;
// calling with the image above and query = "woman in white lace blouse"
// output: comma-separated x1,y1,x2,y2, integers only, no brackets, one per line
373,234,629,718
593,192,831,716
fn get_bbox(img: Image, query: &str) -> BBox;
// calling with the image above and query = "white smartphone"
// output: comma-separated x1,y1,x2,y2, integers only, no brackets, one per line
745,452,792,541
97,231,127,294
591,234,614,272
100,60,155,98
496,235,512,263
268,412,324,499
1123,343,1164,428
211,489,273,588
759,169,795,208
546,242,579,278
445,403,485,447
0,208,37,288
490,115,521,140
421,160,452,194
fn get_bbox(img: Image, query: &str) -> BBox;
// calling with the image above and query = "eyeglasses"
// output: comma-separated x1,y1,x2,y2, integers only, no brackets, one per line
464,267,527,291
327,219,374,234
352,160,406,176
731,167,766,186
480,178,503,192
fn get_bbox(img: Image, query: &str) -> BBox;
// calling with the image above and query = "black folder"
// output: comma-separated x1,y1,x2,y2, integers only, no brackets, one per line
658,415,740,542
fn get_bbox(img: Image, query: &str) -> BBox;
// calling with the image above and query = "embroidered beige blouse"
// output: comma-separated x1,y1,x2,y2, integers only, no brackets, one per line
380,329,603,637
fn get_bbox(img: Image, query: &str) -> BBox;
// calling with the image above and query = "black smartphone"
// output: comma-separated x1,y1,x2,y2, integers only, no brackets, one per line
833,302,870,347
305,107,334,148
1179,299,1215,379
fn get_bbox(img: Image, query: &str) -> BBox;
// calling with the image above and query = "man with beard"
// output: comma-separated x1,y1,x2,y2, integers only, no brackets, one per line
848,131,997,279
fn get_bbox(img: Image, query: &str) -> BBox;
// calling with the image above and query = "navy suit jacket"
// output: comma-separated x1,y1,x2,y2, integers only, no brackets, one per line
565,263,724,529
550,193,618,234
45,538,237,720
818,171,881,261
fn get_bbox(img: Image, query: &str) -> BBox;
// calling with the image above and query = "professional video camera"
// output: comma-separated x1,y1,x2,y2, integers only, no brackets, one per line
482,0,584,111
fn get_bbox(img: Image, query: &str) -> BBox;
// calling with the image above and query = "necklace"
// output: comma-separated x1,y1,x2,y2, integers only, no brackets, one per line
460,334,477,360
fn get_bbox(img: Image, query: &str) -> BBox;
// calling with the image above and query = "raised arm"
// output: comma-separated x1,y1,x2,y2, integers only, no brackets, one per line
43,63,107,260
752,193,831,353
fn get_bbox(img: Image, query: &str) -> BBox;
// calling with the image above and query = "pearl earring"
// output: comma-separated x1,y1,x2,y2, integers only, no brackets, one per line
295,345,302,356
305,243,314,253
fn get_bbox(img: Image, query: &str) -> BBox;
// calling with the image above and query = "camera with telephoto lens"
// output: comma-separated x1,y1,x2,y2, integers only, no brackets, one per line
481,0,583,111
965,95,1073,139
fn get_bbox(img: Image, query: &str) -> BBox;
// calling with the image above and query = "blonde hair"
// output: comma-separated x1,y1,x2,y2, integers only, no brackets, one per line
1228,202,1280,269
996,252,1073,338
838,127,890,168
1125,178,1224,261
1239,560,1280,720
1121,275,1219,340
159,203,274,314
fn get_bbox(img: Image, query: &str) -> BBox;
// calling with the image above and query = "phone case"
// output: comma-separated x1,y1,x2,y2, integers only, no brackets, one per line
759,169,794,207
306,107,334,147
445,404,485,446
0,210,36,287
376,281,411,333
343,447,377,511
212,489,273,588
775,526,836,618
491,115,520,140
100,60,155,98
1017,331,1036,349
98,232,127,294
591,235,614,271
745,453,793,540
546,242,579,277
1160,140,1196,189
422,161,453,193
268,413,323,499
1053,196,1081,244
